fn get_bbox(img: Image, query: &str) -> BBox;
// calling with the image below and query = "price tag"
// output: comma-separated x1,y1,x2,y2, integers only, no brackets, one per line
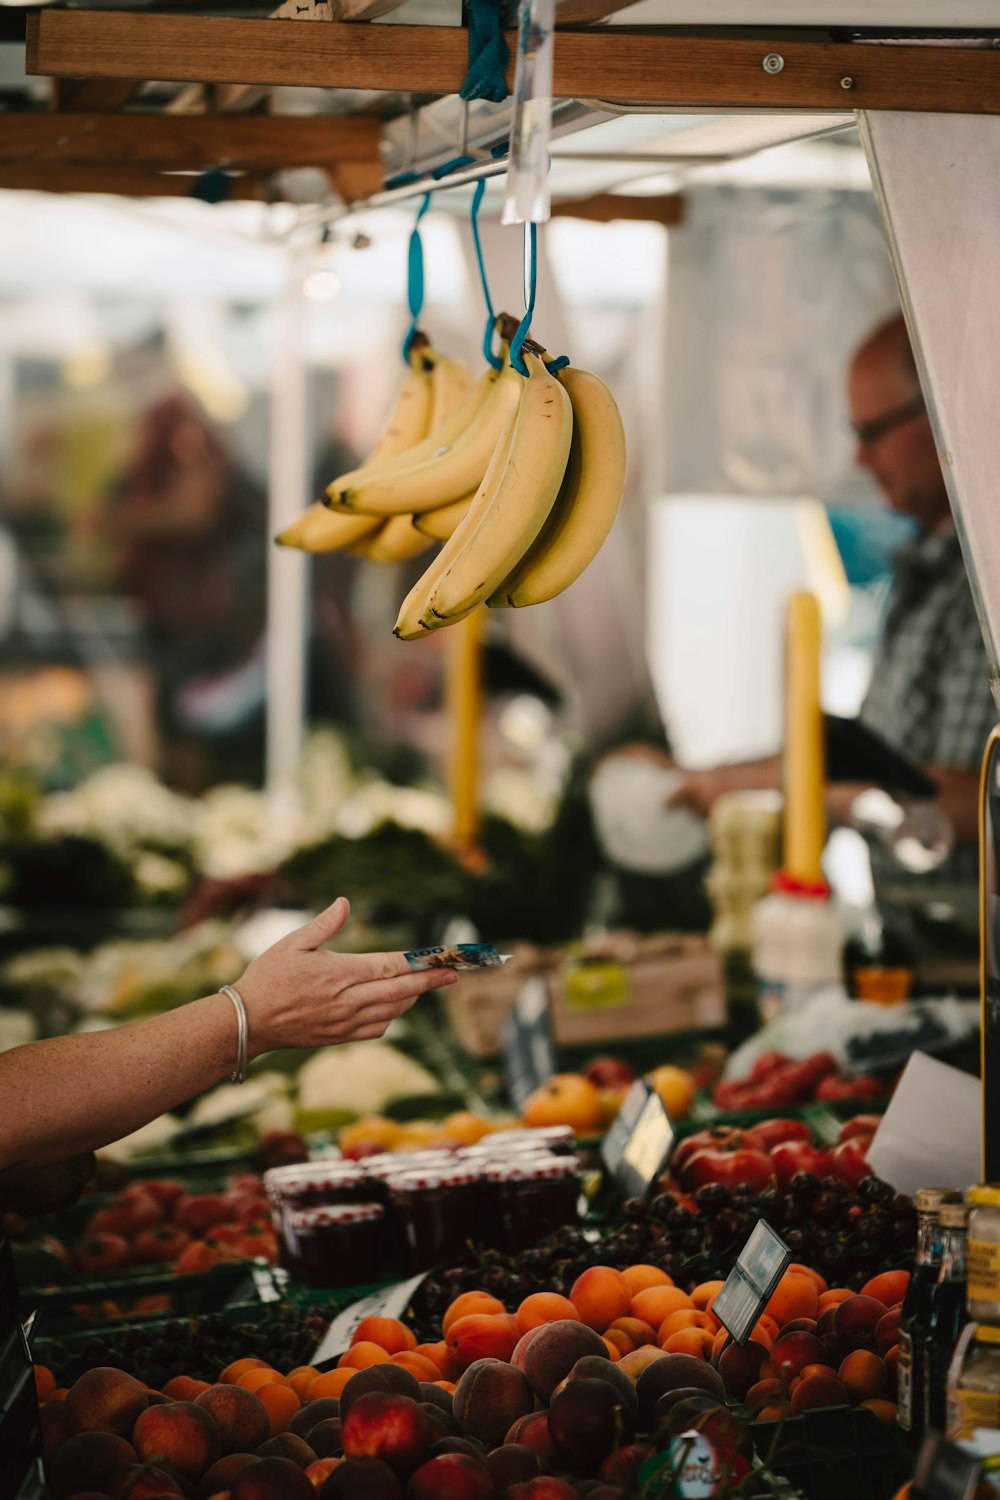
712,1219,790,1347
601,1083,675,1201
502,977,557,1109
914,1433,983,1500
311,1272,428,1368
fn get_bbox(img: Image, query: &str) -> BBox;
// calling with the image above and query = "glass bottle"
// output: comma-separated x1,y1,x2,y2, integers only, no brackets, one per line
947,1323,1000,1440
897,1187,964,1439
967,1184,1000,1323
924,1201,970,1434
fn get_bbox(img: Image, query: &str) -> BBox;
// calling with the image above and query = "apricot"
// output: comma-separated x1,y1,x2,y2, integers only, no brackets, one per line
717,1341,769,1402
764,1272,819,1327
787,1263,828,1296
629,1286,693,1327
195,1386,269,1455
816,1288,854,1313
304,1457,341,1490
860,1396,899,1425
446,1313,519,1370
49,1432,137,1500
338,1342,392,1372
486,1444,543,1489
413,1342,452,1378
515,1292,581,1335
861,1270,910,1307
230,1455,314,1499
164,1376,211,1401
617,1347,668,1385
408,1452,494,1499
220,1359,270,1386
746,1378,784,1416
658,1309,717,1342
338,1365,421,1421
549,1376,636,1471
289,1399,341,1438
789,1373,850,1415
839,1350,887,1404
452,1357,533,1446
876,1309,902,1355
520,1319,609,1401
884,1344,900,1398
569,1266,631,1332
442,1291,506,1333
66,1367,148,1439
621,1264,674,1297
133,1401,220,1481
341,1391,430,1474
690,1281,726,1311
770,1332,832,1382
307,1371,354,1401
307,1417,343,1458
387,1353,441,1383
199,1453,258,1496
609,1317,657,1347
834,1295,889,1354
352,1318,417,1355
317,1456,402,1498
35,1364,56,1401
635,1354,724,1428
661,1329,716,1360
604,1330,634,1358
239,1369,291,1395
287,1368,322,1402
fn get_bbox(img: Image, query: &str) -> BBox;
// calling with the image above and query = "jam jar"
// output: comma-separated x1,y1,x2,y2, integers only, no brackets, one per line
287,1203,385,1289
264,1163,369,1275
388,1166,482,1274
484,1155,581,1253
485,1126,577,1155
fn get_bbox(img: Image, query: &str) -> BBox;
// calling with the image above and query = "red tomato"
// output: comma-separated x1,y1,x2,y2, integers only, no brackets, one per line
747,1050,790,1083
671,1127,744,1178
828,1137,872,1187
815,1073,884,1103
769,1141,833,1188
138,1179,186,1213
174,1238,233,1275
838,1114,882,1143
73,1232,132,1276
132,1224,192,1265
682,1146,776,1193
743,1119,813,1154
173,1193,236,1233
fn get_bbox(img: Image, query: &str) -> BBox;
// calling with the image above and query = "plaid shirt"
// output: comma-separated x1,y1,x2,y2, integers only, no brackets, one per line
859,528,996,771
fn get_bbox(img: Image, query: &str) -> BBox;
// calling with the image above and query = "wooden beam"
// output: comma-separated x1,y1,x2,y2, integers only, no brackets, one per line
51,79,140,112
554,1,642,22
0,113,383,175
552,191,685,226
25,15,1000,114
0,165,272,198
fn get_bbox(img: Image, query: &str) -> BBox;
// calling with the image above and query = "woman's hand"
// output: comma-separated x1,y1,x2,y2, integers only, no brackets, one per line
236,897,457,1058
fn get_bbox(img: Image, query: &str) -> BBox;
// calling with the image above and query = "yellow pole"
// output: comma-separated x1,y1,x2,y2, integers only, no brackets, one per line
446,608,483,851
784,590,825,885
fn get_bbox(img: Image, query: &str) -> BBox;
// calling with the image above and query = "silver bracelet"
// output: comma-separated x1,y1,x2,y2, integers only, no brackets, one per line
220,984,249,1084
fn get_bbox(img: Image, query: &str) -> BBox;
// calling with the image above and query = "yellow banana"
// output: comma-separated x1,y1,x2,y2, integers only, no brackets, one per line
275,502,381,553
429,356,472,432
488,365,627,608
393,407,521,641
366,355,434,466
326,363,524,517
419,354,573,628
412,494,475,541
352,514,435,564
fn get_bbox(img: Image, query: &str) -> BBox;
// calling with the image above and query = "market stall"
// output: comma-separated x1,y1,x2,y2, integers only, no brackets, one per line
2,5,1000,1498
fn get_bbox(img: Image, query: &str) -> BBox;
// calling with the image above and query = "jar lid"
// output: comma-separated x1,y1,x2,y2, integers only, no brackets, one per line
363,1150,455,1171
489,1126,576,1146
969,1185,1000,1208
288,1202,384,1228
974,1325,1000,1345
264,1162,365,1192
940,1203,970,1228
388,1166,481,1192
915,1188,966,1213
483,1155,580,1183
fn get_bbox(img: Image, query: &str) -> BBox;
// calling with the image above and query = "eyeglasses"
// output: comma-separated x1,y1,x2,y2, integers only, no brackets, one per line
851,392,926,447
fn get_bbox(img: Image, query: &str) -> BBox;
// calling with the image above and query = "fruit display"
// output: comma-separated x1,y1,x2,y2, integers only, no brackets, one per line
713,1051,888,1112
336,1111,510,1161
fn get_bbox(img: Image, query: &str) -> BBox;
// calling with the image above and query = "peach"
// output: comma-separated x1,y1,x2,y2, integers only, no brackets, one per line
132,1401,221,1481
779,1318,818,1335
519,1319,608,1401
407,1452,494,1499
40,1398,75,1469
770,1332,832,1382
507,1481,579,1500
876,1310,902,1355
617,1347,668,1385
609,1317,657,1347
549,1376,637,1471
195,1386,269,1455
504,1410,557,1457
834,1296,889,1353
746,1378,784,1416
442,1291,506,1333
511,1325,546,1370
635,1354,724,1427
66,1367,148,1439
860,1271,910,1307
198,1453,258,1496
340,1391,430,1474
302,1417,342,1462
289,1399,341,1438
569,1266,631,1332
789,1373,850,1415
304,1457,341,1491
838,1350,887,1404
258,1432,319,1467
338,1364,421,1421
230,1455,314,1499
486,1444,543,1489
49,1432,137,1500
515,1292,580,1336
318,1455,402,1497
557,1355,639,1417
446,1313,519,1370
717,1341,769,1402
418,1383,453,1416
351,1318,417,1355
621,1265,674,1296
453,1357,533,1446
860,1397,899,1425
109,1465,182,1499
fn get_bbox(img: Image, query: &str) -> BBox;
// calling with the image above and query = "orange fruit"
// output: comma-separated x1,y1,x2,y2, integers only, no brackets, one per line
389,1352,442,1381
33,1366,55,1401
337,1341,391,1371
413,1342,453,1377
257,1381,301,1436
438,1111,494,1146
163,1375,211,1400
442,1291,506,1333
521,1073,603,1134
219,1357,269,1385
860,1270,910,1308
569,1266,631,1332
657,1309,716,1342
647,1065,696,1120
621,1265,674,1297
307,1368,355,1400
351,1317,417,1355
788,1263,828,1296
817,1288,854,1314
515,1292,581,1335
604,1329,635,1357
661,1327,715,1359
286,1366,322,1400
609,1317,657,1348
764,1272,819,1326
630,1286,693,1327
690,1281,726,1312
238,1368,291,1394
601,1336,622,1362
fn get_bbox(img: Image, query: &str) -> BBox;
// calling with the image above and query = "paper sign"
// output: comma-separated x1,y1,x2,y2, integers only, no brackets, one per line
502,977,557,1109
311,1272,427,1367
866,1051,981,1197
914,1432,983,1500
713,1219,790,1346
602,1082,675,1200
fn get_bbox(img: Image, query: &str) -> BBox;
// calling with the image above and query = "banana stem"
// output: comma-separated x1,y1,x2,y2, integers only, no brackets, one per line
446,607,484,854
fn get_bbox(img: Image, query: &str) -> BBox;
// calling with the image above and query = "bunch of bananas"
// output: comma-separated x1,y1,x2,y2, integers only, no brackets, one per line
277,325,627,638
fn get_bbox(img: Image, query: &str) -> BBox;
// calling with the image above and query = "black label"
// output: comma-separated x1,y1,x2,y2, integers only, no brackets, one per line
914,1432,983,1500
713,1219,791,1346
502,977,557,1109
602,1083,675,1201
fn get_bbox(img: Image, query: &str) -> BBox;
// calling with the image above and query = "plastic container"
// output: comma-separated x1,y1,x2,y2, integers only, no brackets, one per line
752,879,847,1022
483,1154,581,1254
968,1184,1000,1322
287,1204,385,1289
388,1166,481,1274
749,1403,908,1500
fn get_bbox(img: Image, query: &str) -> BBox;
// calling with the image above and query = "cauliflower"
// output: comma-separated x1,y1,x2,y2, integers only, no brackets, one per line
296,1041,439,1117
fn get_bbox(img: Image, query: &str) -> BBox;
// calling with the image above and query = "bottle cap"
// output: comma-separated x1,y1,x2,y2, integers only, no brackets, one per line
915,1188,966,1213
969,1184,1000,1208
939,1203,970,1228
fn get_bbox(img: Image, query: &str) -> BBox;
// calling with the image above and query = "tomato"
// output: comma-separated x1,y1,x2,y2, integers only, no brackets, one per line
137,1179,186,1213
173,1193,236,1233
838,1114,882,1143
747,1050,790,1083
671,1127,744,1178
828,1138,872,1188
682,1146,776,1193
769,1141,833,1188
236,1231,278,1262
174,1238,233,1275
132,1224,192,1265
73,1232,132,1276
86,1191,160,1238
815,1073,884,1102
743,1119,813,1154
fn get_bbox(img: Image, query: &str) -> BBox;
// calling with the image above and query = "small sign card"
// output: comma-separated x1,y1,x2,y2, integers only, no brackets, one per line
311,1272,428,1368
712,1219,790,1347
601,1082,675,1200
913,1432,983,1500
502,976,557,1109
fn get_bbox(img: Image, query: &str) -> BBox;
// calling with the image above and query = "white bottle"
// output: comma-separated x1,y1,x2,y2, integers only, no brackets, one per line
751,875,846,1022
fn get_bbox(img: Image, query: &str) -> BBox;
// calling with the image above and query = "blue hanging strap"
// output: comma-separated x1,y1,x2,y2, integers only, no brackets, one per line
508,222,571,377
460,0,510,105
471,179,504,371
401,192,432,364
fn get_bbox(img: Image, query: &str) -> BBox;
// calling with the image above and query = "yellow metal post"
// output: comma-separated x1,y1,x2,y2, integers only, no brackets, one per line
446,608,483,851
784,591,825,886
